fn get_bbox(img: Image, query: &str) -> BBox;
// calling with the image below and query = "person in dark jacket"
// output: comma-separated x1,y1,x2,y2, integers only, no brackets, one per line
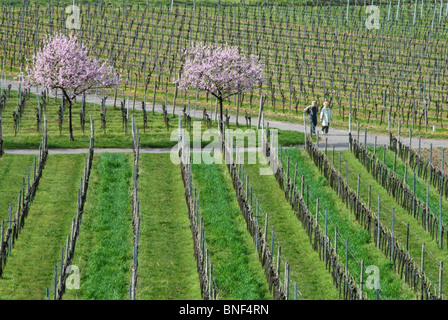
304,101,319,134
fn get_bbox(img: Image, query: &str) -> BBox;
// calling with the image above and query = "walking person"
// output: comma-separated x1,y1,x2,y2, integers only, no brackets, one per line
320,101,332,134
304,101,319,135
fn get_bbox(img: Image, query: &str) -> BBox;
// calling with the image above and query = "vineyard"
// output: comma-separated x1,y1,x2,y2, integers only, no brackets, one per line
0,0,447,306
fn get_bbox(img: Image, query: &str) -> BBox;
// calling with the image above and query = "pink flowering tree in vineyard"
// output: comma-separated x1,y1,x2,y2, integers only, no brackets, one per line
175,42,264,132
21,32,120,141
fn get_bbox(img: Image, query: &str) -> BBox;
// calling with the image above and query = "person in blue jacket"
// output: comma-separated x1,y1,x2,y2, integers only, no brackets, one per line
304,101,319,135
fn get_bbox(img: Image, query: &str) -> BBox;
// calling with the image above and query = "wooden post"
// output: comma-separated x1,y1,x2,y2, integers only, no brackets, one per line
332,146,335,166
418,137,421,169
421,243,425,275
377,195,381,249
0,115,3,157
404,163,408,185
294,282,297,300
264,213,268,242
334,226,338,255
324,211,328,264
301,175,305,198
285,262,290,300
440,194,443,248
345,239,349,273
0,220,4,268
360,260,364,299
257,94,263,129
357,174,360,198
376,280,380,300
349,113,352,134
357,121,360,142
442,150,445,177
306,185,309,208
338,152,341,197
391,208,395,261
364,128,367,166
277,246,281,272
346,164,349,187
393,152,397,174
439,261,443,299
406,223,410,255
374,136,377,158
53,264,58,300
255,199,259,248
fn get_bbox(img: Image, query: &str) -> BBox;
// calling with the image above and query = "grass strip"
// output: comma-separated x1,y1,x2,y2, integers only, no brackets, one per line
243,155,341,300
192,159,271,300
339,149,448,298
0,154,85,299
63,153,133,300
0,154,35,221
284,147,415,300
367,145,448,234
136,153,202,299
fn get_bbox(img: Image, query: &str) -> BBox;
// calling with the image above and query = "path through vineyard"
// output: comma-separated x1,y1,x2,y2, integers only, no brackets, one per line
5,80,448,152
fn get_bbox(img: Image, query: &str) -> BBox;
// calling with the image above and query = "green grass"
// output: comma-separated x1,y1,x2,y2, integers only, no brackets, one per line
243,153,342,300
0,154,85,300
135,153,201,300
367,145,448,231
338,149,448,298
283,147,415,300
192,159,271,300
0,154,35,221
63,153,133,300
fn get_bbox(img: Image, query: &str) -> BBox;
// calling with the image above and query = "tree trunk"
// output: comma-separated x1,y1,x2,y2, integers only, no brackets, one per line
61,89,75,141
219,98,224,134
68,99,74,141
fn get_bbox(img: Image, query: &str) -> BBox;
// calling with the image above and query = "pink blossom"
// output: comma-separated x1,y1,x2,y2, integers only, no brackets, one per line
175,42,264,102
21,32,120,100
21,32,121,141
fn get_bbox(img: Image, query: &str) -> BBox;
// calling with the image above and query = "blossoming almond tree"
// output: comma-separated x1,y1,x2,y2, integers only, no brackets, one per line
175,42,264,133
21,32,120,141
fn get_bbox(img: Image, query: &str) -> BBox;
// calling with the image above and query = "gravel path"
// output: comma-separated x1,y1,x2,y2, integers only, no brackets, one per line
3,80,447,155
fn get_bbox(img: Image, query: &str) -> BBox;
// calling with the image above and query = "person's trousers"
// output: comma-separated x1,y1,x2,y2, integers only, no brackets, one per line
310,116,317,133
322,126,329,134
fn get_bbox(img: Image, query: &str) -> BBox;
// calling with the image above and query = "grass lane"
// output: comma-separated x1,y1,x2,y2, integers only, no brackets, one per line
192,159,271,300
367,145,448,233
339,149,448,298
0,154,85,299
136,153,201,300
243,153,341,300
0,154,35,221
284,147,415,300
63,153,133,300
